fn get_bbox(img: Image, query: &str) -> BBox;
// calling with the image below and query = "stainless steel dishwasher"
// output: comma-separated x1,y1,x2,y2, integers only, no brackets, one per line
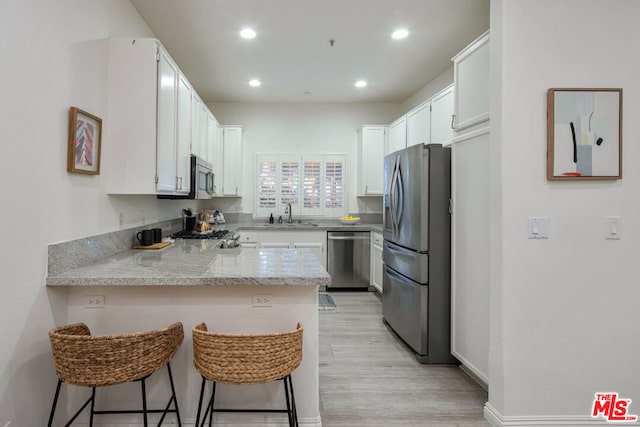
327,231,371,289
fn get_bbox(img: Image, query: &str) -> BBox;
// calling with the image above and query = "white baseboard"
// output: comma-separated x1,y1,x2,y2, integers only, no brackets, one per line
484,402,628,426
73,414,322,426
451,350,489,390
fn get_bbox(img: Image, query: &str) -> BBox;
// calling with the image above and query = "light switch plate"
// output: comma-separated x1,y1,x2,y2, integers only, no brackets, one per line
528,217,549,239
605,216,621,239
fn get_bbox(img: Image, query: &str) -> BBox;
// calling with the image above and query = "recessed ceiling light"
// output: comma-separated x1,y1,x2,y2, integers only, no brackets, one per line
240,28,256,39
355,80,367,88
249,79,261,87
391,29,409,40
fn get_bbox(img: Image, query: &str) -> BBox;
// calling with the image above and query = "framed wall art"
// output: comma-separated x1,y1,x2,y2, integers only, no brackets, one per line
67,106,102,175
547,88,622,180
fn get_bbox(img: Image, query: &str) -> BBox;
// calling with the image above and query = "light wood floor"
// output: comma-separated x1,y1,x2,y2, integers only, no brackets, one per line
319,291,490,426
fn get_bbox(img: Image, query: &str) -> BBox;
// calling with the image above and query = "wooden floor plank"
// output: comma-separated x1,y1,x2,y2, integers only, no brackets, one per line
319,291,490,426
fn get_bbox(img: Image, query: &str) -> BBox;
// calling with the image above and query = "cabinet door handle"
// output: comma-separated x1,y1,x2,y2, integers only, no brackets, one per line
175,176,179,190
365,185,368,195
451,114,456,130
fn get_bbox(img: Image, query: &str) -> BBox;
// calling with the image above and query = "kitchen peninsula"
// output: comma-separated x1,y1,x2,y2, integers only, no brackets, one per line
46,228,328,426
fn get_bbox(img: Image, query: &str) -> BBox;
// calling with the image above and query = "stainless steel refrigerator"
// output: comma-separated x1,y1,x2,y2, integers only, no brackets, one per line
382,143,456,364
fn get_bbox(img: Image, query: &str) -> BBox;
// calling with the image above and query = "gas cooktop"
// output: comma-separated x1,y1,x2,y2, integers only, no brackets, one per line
170,230,230,240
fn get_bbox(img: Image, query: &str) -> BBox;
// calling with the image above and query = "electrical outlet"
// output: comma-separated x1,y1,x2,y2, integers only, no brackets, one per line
84,295,105,308
252,294,272,307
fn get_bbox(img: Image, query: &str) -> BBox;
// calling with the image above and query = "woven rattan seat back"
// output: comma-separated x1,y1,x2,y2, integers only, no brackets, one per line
48,322,184,387
192,322,303,385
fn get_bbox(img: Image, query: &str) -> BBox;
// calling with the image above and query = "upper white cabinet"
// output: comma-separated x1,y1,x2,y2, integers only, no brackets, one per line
221,126,243,197
105,38,211,195
357,126,387,196
406,101,430,148
175,74,193,194
388,116,407,154
452,30,490,131
155,51,179,194
386,83,455,154
209,116,223,196
430,85,455,145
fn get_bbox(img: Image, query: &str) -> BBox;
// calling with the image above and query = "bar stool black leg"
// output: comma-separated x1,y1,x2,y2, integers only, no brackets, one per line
208,382,217,427
89,387,96,427
47,380,62,427
288,375,298,427
141,378,148,427
166,363,182,426
195,376,206,427
283,377,293,427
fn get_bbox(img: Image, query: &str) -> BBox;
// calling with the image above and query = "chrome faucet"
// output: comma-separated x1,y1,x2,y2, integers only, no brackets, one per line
286,202,293,223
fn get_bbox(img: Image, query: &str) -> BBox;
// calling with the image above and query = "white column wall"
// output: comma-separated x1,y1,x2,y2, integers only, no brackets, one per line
490,0,640,421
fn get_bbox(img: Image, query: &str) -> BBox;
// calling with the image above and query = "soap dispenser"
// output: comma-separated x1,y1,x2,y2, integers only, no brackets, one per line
269,213,274,224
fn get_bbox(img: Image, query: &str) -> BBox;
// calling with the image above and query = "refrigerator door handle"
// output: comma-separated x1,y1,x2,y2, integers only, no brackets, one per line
396,158,404,231
390,156,399,234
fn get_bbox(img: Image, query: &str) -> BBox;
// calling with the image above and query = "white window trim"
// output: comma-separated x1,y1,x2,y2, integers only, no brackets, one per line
255,152,346,218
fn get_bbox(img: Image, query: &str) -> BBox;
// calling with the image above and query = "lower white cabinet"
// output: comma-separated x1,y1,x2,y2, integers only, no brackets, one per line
238,230,327,268
371,232,383,293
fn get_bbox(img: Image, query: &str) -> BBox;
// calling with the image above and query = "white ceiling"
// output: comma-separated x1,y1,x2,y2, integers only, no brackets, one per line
130,0,489,104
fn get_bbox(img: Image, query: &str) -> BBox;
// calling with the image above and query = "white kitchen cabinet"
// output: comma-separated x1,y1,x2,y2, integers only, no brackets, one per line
238,231,258,248
450,30,490,386
388,116,406,154
452,30,490,131
430,85,455,145
190,94,202,157
198,103,210,164
406,101,431,148
210,119,223,196
370,232,383,293
157,58,192,195
221,126,243,197
175,74,192,193
256,231,326,269
357,126,386,196
155,51,179,194
105,38,195,195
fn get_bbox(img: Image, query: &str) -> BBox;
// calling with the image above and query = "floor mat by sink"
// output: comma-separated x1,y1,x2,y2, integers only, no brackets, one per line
318,293,337,310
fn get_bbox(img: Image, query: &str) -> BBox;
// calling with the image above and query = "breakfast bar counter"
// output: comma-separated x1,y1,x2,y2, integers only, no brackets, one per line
46,240,330,287
46,235,327,426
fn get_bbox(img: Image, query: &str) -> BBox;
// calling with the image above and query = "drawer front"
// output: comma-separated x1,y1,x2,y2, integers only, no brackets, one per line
372,232,383,246
239,231,257,243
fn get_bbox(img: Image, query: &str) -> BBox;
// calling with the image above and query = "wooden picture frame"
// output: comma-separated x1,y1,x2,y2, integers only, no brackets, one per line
547,88,622,180
67,106,102,175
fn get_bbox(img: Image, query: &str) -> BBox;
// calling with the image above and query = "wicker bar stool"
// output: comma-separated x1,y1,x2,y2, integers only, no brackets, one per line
192,322,303,427
47,321,184,426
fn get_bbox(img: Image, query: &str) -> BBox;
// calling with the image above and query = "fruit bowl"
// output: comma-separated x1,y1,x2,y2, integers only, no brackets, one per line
339,216,360,225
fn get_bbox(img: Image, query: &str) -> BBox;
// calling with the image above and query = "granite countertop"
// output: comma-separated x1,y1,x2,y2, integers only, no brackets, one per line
46,240,330,287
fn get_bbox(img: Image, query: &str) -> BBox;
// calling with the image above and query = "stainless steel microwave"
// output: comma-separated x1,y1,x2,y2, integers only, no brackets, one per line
158,155,214,200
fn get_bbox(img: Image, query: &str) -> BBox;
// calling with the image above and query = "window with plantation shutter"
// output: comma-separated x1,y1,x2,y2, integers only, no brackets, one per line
281,161,299,207
258,160,277,210
302,158,321,214
323,155,345,216
256,153,345,218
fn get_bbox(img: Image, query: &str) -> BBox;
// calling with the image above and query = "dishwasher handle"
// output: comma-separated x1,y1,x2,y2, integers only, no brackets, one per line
328,233,371,241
